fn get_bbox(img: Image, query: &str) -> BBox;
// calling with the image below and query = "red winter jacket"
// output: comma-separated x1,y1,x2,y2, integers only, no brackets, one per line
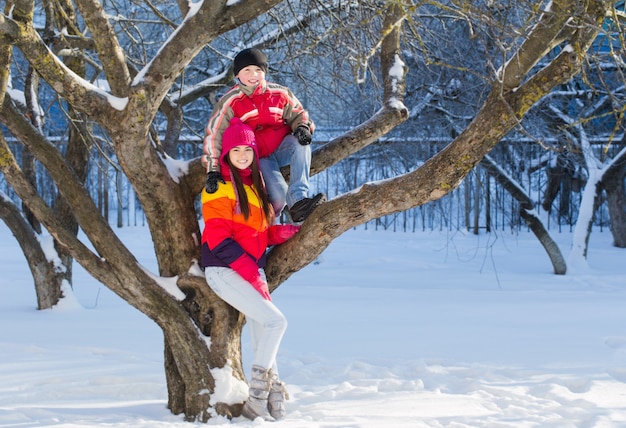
202,80,314,173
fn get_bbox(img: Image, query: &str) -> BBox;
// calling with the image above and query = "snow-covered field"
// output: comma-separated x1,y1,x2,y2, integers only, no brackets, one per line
1,224,625,427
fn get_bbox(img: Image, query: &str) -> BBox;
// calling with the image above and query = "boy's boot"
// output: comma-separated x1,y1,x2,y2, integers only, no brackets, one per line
268,371,289,420
241,365,274,421
289,193,326,222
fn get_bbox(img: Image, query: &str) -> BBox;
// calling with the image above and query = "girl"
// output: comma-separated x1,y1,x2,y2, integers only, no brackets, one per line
201,117,299,421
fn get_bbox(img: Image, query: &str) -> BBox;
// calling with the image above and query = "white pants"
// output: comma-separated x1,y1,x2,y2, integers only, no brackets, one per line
204,267,287,371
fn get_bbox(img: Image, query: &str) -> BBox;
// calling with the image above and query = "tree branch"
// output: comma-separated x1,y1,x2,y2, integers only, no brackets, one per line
480,155,566,274
500,0,577,90
6,16,124,121
0,132,110,283
73,0,131,97
311,106,409,175
0,12,20,45
267,0,610,287
0,23,13,106
0,97,170,314
134,0,283,111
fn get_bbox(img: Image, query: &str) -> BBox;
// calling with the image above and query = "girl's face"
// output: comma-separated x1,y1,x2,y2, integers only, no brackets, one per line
228,145,254,170
236,65,265,87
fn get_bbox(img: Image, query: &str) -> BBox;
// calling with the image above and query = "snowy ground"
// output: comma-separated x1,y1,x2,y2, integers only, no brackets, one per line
1,224,625,427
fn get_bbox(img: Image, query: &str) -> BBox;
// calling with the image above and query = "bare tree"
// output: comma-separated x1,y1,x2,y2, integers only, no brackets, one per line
0,0,614,422
0,0,95,309
480,155,568,274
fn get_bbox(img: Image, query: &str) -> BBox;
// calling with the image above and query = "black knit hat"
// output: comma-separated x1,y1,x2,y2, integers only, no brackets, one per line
233,48,268,76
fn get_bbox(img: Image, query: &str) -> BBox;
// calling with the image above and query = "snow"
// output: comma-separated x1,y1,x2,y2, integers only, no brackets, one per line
1,224,626,427
35,233,65,273
389,55,405,80
161,154,190,184
131,0,204,86
388,54,405,95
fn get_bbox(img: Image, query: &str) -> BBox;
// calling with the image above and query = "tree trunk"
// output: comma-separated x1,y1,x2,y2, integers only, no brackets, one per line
602,155,626,248
605,170,626,248
473,172,480,234
568,170,601,265
480,156,567,274
542,163,564,213
0,191,64,309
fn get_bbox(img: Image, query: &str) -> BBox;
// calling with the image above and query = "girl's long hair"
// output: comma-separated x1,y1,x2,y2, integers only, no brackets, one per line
226,155,272,222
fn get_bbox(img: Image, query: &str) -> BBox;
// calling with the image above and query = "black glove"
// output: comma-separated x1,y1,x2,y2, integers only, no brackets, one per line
293,126,312,146
205,171,225,194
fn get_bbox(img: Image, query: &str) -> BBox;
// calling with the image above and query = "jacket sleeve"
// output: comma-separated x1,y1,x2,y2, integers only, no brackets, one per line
202,191,244,264
202,99,235,173
281,87,315,133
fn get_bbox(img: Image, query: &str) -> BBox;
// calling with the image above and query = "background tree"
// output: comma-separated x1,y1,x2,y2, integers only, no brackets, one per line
0,0,620,422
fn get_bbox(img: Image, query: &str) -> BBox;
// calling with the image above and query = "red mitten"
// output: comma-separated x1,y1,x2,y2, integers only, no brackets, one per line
268,224,301,245
250,276,272,301
230,254,272,301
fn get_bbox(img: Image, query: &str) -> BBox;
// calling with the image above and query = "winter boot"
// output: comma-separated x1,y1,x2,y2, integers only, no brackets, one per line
268,371,289,420
289,193,326,222
241,365,274,421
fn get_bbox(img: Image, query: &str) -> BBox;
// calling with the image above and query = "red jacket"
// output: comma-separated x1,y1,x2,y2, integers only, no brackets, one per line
202,80,314,173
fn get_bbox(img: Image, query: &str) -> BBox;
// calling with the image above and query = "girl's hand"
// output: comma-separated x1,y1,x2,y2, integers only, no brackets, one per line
250,276,271,301
268,224,301,245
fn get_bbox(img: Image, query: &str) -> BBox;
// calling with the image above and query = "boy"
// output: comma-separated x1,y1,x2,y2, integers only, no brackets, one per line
202,48,325,222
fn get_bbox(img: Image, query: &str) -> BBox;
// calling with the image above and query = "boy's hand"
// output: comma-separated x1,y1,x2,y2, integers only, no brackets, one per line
293,126,312,145
205,172,225,194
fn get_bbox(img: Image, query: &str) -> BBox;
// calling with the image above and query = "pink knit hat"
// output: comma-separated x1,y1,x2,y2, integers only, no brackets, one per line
220,117,258,166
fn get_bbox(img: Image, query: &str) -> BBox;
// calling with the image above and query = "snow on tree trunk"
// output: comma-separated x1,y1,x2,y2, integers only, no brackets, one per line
567,168,601,272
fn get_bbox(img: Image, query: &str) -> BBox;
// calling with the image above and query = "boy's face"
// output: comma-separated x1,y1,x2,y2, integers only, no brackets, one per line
236,65,266,87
